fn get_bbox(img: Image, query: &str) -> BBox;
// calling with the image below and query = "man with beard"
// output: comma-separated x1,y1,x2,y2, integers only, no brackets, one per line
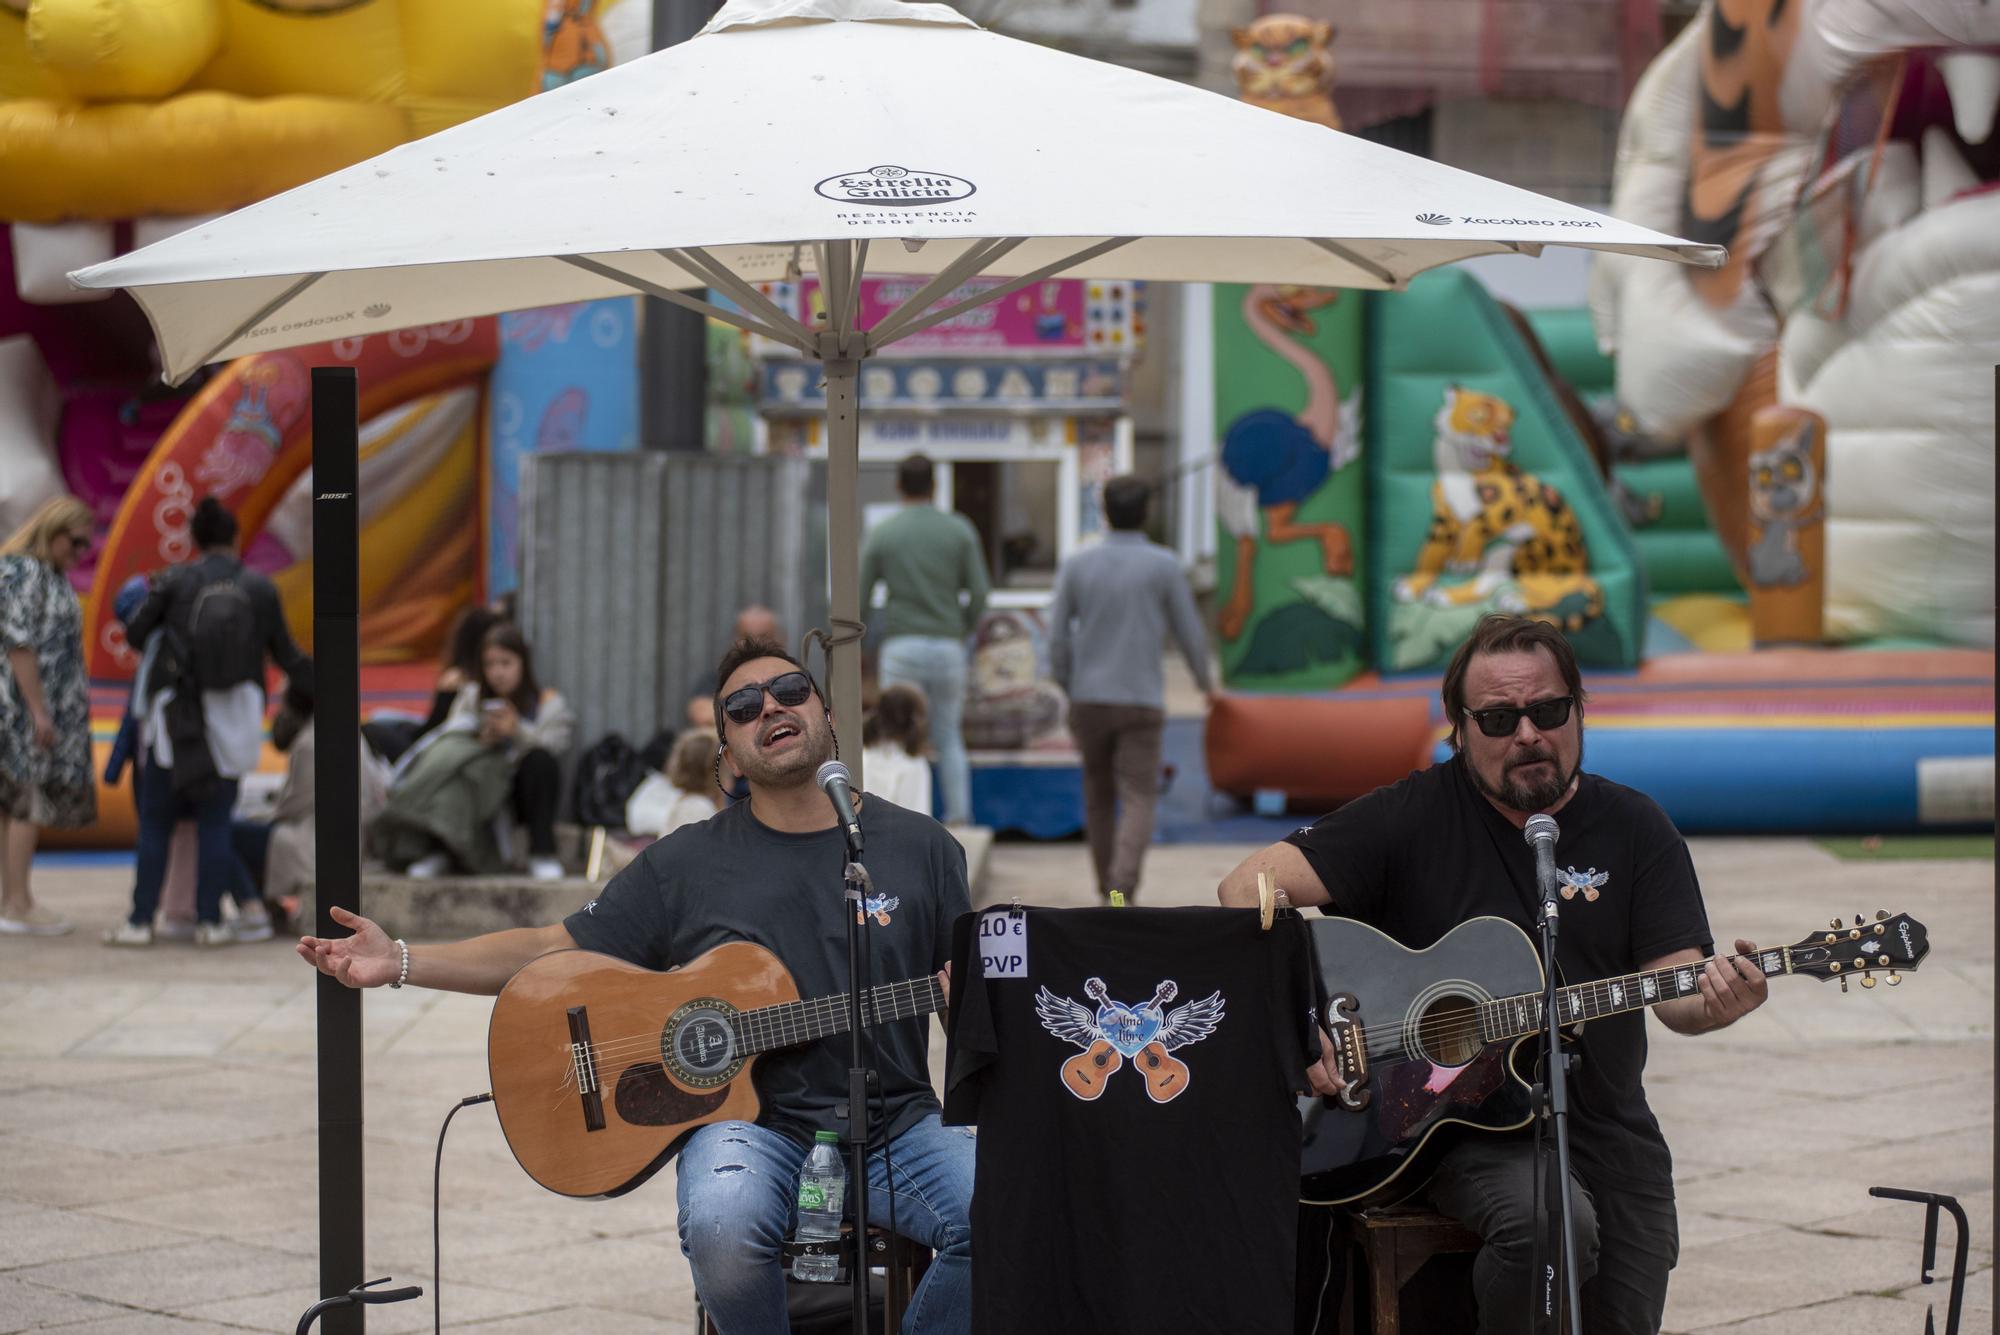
299,640,974,1334
1217,615,1766,1335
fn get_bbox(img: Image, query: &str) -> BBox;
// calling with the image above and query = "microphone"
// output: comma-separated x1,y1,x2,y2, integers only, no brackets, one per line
1523,813,1559,906
816,760,863,857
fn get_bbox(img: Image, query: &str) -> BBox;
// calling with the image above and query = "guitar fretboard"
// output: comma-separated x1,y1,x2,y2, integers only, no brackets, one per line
735,976,947,1056
1478,948,1788,1042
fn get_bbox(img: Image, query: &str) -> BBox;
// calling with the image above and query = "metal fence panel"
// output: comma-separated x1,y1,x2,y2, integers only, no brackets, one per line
519,452,827,756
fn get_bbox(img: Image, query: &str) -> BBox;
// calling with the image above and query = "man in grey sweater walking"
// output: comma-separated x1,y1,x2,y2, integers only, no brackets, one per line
1047,476,1216,901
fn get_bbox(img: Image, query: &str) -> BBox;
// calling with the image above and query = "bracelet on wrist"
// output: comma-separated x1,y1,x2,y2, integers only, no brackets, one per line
390,938,410,989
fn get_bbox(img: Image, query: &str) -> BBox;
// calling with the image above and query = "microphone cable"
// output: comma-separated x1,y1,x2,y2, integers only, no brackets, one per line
432,1092,493,1335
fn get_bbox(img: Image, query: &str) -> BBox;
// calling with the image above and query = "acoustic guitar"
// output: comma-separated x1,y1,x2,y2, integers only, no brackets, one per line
1298,910,1929,1207
488,944,946,1198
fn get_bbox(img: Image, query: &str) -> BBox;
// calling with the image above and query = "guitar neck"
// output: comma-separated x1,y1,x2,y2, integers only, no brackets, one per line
736,975,947,1056
1481,947,1790,1041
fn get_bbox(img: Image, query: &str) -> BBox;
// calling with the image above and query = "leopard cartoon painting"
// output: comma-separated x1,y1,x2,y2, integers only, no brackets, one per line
1392,386,1602,628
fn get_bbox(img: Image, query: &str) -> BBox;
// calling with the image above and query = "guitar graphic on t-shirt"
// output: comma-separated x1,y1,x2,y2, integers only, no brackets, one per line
1039,977,1224,1104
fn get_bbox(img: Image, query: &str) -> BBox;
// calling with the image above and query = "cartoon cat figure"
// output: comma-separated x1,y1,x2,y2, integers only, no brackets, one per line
1231,15,1341,130
1746,419,1822,589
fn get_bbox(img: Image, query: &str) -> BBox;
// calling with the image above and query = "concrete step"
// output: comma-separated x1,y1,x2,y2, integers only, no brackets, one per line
299,825,994,943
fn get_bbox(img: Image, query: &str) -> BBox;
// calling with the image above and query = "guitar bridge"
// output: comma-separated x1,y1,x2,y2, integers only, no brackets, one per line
566,1006,605,1133
1327,992,1371,1111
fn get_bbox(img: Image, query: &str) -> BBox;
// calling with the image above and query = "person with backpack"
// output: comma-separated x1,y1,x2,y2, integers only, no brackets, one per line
113,497,310,947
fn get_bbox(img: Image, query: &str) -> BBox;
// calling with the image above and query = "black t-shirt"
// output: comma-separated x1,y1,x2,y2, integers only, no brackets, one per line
1285,756,1711,1192
563,795,969,1149
944,906,1320,1335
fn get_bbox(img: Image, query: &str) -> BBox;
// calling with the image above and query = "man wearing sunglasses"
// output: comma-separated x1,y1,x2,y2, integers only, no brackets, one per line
1217,615,1767,1335
299,639,974,1333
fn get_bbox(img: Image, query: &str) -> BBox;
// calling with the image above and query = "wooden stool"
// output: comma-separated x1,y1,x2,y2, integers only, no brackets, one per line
1338,1205,1482,1335
696,1224,931,1335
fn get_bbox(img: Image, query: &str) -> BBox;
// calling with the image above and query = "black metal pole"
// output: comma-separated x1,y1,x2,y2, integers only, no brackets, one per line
312,366,365,1334
1531,889,1584,1335
842,859,872,1335
641,0,720,450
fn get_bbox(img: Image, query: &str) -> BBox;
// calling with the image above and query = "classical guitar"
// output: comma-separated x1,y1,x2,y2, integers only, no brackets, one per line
488,944,946,1198
1299,911,1929,1207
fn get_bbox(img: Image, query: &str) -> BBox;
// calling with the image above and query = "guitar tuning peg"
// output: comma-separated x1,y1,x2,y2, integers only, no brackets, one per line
1886,971,1901,986
1860,974,1877,989
1830,918,1843,930
1839,977,1849,993
1875,909,1888,921
1854,914,1865,927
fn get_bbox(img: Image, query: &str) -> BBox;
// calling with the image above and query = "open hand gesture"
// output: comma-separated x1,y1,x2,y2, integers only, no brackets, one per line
297,905,401,989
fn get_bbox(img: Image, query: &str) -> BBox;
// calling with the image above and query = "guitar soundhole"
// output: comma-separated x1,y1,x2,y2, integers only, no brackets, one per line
664,1002,741,1088
1415,995,1481,1067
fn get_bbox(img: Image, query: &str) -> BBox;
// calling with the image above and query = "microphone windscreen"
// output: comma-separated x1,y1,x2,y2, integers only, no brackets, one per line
817,759,852,788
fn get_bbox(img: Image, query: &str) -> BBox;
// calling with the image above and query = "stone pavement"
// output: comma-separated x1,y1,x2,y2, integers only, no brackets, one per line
2,836,1991,1333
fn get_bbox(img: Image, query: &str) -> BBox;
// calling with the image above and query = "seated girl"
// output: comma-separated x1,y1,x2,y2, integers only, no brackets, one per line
372,624,574,880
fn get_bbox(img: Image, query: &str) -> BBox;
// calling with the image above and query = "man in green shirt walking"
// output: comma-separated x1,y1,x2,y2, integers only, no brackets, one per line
860,454,990,824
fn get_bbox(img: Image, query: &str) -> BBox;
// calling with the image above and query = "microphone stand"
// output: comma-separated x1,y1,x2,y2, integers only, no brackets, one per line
840,852,874,1335
1528,827,1584,1335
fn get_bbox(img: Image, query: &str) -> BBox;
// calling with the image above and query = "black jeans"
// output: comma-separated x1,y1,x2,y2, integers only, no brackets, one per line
1428,1134,1678,1335
513,747,560,857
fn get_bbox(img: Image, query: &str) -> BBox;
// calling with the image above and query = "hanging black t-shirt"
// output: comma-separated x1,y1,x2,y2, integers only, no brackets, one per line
563,796,969,1149
944,906,1320,1335
1285,756,1711,1194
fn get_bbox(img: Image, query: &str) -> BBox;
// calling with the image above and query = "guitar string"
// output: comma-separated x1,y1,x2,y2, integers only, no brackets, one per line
573,977,942,1058
1344,953,1765,1063
539,981,945,1094
560,991,941,1074
546,992,942,1099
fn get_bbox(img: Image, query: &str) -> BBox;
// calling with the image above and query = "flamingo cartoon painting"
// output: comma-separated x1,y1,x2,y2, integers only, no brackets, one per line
1217,286,1361,637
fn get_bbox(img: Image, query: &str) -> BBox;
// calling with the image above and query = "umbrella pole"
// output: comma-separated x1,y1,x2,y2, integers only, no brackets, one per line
820,236,864,789
824,350,862,773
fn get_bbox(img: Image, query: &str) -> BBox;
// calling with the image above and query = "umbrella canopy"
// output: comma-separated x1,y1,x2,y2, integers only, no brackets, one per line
69,0,1723,758
70,0,1718,382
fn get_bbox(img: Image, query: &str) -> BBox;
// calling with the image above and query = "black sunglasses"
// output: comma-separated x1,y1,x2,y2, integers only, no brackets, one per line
1464,695,1575,739
721,671,816,725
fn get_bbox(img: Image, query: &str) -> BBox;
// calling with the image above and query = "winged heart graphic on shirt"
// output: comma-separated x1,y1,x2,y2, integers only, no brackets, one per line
1558,867,1610,902
1035,978,1225,1104
860,892,900,926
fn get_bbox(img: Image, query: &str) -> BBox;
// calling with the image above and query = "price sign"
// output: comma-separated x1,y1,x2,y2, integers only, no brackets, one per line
977,910,1028,979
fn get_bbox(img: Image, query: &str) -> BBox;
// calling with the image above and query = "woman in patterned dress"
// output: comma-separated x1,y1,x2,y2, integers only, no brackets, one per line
0,496,98,935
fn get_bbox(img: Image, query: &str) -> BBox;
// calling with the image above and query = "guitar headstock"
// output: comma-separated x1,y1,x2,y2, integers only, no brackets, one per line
1779,911,1929,991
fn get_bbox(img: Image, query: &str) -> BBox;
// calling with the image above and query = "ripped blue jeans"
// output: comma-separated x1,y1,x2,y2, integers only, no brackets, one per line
676,1111,974,1334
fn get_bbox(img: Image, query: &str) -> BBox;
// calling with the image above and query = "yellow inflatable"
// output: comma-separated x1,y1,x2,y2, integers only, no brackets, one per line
0,0,547,222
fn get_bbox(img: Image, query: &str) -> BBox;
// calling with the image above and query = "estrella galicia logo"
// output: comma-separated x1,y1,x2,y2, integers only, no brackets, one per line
1416,212,1451,225
815,165,977,208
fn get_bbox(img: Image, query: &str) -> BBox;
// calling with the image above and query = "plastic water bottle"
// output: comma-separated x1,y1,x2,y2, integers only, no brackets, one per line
793,1131,847,1283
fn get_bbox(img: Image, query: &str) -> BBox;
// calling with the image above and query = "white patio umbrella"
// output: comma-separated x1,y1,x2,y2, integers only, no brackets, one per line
71,0,1721,753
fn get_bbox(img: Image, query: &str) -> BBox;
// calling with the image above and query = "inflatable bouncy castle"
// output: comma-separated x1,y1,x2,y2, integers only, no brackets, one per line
1205,12,1995,834
3,0,649,845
